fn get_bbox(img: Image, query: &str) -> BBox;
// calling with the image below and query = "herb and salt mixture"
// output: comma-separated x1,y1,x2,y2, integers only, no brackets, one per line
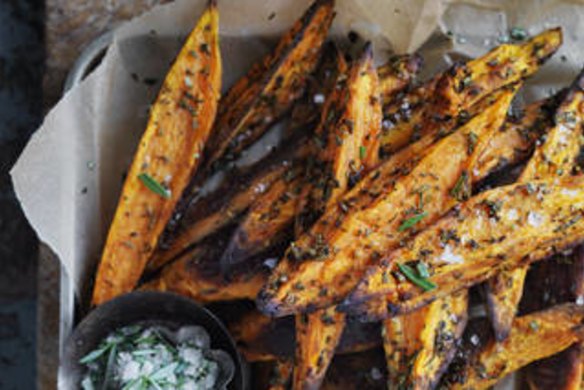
80,325,222,390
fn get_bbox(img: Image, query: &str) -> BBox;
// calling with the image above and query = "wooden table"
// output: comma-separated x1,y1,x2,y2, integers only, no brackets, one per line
40,2,166,388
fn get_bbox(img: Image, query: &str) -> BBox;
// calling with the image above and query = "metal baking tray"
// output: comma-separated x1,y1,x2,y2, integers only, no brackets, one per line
58,30,114,389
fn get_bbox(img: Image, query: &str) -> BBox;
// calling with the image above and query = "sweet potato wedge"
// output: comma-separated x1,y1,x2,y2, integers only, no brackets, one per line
294,307,346,390
383,290,468,390
520,244,584,389
148,139,310,271
345,176,584,321
91,3,221,305
379,28,562,156
377,54,423,104
486,68,584,341
222,53,421,274
295,44,380,230
220,171,303,272
258,88,516,316
141,241,267,303
229,310,380,362
291,46,382,390
203,0,335,168
220,46,347,272
522,344,582,390
441,303,584,389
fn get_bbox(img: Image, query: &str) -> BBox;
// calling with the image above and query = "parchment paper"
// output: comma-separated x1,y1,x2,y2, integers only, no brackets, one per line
10,0,584,300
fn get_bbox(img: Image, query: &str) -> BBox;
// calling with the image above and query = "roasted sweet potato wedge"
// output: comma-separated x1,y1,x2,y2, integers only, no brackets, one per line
294,307,346,390
148,139,309,271
346,176,584,321
258,88,516,316
441,303,584,389
377,54,423,104
220,46,347,272
141,241,267,303
290,45,381,390
295,44,380,230
229,310,380,362
220,171,303,272
380,28,562,156
486,68,584,341
383,290,468,390
522,344,582,390
91,3,221,305
520,244,584,389
203,0,335,168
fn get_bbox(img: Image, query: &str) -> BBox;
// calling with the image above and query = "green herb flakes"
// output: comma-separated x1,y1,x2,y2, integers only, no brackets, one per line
397,263,437,291
138,173,171,199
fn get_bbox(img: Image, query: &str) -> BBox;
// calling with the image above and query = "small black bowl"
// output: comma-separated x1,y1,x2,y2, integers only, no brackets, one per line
59,291,246,389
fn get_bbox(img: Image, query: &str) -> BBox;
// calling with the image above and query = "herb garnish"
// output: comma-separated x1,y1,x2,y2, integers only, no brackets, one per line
138,173,171,199
450,171,471,202
398,211,428,232
359,145,366,160
397,263,436,291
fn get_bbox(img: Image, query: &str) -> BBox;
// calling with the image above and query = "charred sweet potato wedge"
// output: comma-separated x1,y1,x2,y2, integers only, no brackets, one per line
296,44,380,229
471,96,555,182
222,51,421,273
229,310,380,362
258,88,516,316
379,28,562,156
294,308,346,390
203,0,335,167
520,242,584,389
220,173,303,271
220,47,347,272
148,140,310,271
442,303,584,389
346,176,584,321
383,290,468,390
486,68,584,341
141,242,267,303
91,3,221,305
377,54,423,104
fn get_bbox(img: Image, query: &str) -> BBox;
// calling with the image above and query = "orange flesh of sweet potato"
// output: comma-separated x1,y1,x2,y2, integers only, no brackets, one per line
291,51,423,390
91,4,221,305
292,45,381,390
379,28,562,156
203,0,335,168
486,69,584,341
294,308,346,390
258,88,515,316
375,93,556,390
346,175,584,321
377,54,423,104
383,290,469,390
444,303,584,390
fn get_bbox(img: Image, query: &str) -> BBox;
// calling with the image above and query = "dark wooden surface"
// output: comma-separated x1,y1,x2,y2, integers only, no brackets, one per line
40,1,166,388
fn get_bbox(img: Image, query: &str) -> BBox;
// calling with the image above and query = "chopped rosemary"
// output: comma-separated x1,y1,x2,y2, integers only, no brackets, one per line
450,171,471,202
398,211,428,232
397,263,436,291
359,145,367,160
138,173,170,199
467,131,478,155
